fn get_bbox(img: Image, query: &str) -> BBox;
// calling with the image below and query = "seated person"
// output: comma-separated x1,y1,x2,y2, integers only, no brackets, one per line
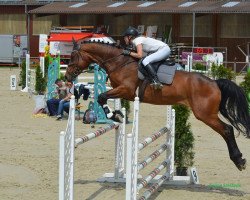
56,80,74,120
46,79,66,116
63,87,80,114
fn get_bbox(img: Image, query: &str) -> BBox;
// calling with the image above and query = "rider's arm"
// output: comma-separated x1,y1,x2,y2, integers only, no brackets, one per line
130,44,143,59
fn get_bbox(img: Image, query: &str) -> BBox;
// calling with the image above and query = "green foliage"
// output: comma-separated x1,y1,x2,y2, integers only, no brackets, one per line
19,60,26,89
60,72,66,81
193,62,206,71
240,69,250,112
44,55,50,77
121,99,131,123
240,73,250,95
35,65,47,95
173,105,195,167
121,99,130,114
211,63,236,80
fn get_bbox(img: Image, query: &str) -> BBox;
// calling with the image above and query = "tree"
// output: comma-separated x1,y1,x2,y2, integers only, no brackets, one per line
211,63,236,80
240,68,250,113
173,105,195,175
35,65,47,95
19,60,26,89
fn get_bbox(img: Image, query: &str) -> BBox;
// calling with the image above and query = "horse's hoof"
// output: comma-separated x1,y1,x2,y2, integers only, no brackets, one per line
110,112,123,123
114,110,124,118
236,158,247,171
114,114,123,123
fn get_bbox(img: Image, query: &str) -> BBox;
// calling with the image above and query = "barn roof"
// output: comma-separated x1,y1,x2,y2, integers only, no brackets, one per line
0,0,45,5
28,0,250,14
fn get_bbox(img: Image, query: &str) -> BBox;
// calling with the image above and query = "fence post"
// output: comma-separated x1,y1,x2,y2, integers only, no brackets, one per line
40,56,45,77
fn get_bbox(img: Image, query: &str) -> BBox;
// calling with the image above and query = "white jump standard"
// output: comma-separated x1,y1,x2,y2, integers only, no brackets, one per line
59,96,198,200
59,96,126,200
126,97,197,200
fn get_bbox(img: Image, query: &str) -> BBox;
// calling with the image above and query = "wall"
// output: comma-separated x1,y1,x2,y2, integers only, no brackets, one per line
175,13,250,64
33,15,60,35
0,14,26,34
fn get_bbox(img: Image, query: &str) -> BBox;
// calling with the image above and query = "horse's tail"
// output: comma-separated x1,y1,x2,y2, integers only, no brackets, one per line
216,79,250,137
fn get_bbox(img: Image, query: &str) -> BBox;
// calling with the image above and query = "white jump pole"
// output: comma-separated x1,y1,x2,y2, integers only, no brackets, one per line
40,56,45,77
126,97,140,200
59,96,75,200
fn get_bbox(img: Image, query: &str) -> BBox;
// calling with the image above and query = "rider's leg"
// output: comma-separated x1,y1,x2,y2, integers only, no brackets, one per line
142,46,170,89
144,63,163,89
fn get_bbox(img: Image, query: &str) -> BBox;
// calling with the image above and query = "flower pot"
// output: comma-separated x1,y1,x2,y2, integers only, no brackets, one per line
176,167,188,176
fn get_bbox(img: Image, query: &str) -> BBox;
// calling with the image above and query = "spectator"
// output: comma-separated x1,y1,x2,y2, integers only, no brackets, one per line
46,79,66,116
56,80,74,121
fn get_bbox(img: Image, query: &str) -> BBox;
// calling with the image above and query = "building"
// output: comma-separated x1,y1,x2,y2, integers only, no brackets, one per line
1,0,250,69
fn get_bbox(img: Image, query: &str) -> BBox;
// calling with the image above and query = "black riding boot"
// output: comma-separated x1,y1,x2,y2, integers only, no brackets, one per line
144,63,163,89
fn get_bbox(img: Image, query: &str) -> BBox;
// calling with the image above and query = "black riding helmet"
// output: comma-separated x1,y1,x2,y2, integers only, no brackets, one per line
123,26,139,37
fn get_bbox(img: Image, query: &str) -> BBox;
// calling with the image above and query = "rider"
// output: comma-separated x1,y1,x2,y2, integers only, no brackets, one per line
122,26,171,89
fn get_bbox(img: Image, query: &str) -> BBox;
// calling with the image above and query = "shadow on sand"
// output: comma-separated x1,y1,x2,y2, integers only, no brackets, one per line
74,179,247,200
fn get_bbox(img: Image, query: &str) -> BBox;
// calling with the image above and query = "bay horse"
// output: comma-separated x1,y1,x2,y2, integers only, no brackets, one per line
65,40,250,171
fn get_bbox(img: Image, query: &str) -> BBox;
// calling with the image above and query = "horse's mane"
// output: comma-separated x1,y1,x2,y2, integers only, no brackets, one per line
81,40,122,49
79,39,138,64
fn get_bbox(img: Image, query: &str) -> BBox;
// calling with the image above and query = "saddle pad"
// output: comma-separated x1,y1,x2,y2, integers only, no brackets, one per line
157,64,177,84
138,64,178,85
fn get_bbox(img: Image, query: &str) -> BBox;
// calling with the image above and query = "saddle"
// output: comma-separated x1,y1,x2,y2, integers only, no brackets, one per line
138,59,178,85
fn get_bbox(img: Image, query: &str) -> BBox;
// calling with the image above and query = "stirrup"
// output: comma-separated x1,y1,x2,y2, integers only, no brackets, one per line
150,81,163,90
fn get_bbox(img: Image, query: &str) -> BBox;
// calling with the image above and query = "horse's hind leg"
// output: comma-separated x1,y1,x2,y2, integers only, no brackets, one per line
223,123,246,170
194,112,246,171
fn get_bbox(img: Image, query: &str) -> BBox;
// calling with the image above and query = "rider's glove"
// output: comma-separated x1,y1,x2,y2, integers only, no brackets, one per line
122,49,131,56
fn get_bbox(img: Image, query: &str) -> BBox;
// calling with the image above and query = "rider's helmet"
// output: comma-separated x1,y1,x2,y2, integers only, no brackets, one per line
123,26,139,37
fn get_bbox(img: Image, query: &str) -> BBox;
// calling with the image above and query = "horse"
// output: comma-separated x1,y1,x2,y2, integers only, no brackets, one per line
65,40,250,171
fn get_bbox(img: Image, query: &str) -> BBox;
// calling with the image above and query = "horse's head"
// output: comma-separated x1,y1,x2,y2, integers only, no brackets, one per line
65,39,135,81
65,38,91,81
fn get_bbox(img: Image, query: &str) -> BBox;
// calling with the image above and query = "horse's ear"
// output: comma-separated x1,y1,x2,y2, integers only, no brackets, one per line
72,37,80,51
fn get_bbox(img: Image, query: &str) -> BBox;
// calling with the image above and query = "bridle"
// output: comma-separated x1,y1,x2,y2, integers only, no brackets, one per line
69,47,137,77
68,50,85,78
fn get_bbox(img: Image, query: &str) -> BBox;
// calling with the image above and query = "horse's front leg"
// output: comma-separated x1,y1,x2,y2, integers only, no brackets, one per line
97,86,133,123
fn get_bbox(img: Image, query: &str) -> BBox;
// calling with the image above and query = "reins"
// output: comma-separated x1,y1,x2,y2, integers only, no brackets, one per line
100,53,123,66
80,49,137,74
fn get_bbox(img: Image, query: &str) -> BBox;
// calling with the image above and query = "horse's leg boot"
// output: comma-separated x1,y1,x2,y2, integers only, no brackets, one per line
144,63,163,90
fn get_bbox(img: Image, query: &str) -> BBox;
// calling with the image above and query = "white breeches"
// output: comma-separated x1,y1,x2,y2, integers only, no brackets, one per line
142,46,171,66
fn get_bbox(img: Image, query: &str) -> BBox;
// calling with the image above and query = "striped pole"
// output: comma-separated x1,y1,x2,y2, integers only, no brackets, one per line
137,160,169,191
138,172,170,200
138,143,169,171
75,122,119,147
138,127,169,150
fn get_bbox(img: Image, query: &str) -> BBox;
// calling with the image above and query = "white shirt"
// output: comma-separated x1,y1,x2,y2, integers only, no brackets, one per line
132,36,167,53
